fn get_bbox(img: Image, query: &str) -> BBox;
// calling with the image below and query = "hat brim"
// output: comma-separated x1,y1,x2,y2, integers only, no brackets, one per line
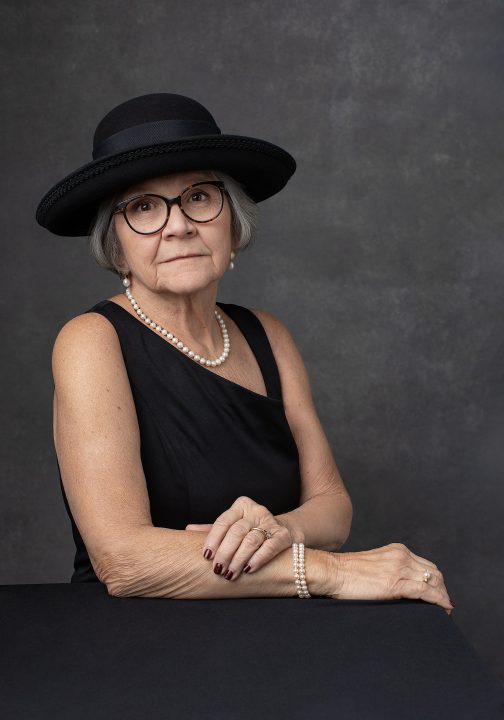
35,135,296,237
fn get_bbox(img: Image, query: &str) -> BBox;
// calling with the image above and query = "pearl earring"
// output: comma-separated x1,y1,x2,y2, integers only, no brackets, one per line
229,251,236,270
121,273,130,287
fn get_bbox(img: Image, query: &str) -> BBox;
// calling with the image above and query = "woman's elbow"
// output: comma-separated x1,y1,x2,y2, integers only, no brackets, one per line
92,544,138,597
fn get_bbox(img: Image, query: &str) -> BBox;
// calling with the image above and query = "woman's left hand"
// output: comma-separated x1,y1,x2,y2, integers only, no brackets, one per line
185,495,293,580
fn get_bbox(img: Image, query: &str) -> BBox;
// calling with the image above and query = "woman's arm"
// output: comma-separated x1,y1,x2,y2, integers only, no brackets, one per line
52,313,453,613
52,312,334,599
251,309,353,552
99,526,332,599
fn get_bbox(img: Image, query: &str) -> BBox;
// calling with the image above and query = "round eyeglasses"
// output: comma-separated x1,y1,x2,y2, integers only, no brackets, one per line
112,180,226,235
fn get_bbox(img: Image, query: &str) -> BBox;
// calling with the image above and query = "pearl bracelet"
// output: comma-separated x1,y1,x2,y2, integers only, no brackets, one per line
292,542,311,598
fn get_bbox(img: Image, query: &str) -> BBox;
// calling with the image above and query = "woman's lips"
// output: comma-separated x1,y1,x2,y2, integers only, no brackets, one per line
164,254,204,263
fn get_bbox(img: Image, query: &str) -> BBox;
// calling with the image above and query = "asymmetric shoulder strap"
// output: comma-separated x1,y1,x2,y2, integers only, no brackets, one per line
217,302,282,401
85,299,283,401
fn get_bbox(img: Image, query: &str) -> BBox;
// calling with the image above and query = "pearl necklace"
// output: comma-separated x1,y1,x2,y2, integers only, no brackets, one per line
123,282,230,367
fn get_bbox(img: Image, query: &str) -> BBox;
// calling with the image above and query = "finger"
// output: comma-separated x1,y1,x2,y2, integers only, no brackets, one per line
202,505,249,561
395,577,453,613
411,579,453,614
185,524,213,532
231,525,292,579
409,556,453,610
407,557,443,589
212,519,262,576
395,545,452,610
407,556,452,608
394,555,452,610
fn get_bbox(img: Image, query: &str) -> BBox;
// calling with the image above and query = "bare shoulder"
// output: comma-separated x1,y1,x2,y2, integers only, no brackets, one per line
249,308,313,406
53,311,118,351
249,308,297,354
52,311,123,386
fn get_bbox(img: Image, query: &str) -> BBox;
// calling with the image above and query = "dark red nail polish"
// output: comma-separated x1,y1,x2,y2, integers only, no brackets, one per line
224,570,234,580
203,548,212,560
214,563,223,575
243,564,251,573
450,598,456,607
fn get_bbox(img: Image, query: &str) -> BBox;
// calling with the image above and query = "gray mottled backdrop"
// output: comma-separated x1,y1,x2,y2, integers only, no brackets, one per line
1,0,503,681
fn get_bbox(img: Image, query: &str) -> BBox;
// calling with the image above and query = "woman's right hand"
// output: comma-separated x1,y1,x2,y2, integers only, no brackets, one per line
327,543,454,615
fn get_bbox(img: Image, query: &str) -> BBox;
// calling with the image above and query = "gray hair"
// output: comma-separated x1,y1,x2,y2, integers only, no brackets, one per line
88,170,258,274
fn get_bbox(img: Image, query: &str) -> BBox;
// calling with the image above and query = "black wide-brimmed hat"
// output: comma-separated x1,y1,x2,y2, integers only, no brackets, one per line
35,93,297,237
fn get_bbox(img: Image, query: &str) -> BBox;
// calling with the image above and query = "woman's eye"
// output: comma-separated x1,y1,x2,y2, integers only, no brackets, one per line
189,191,208,202
131,200,153,212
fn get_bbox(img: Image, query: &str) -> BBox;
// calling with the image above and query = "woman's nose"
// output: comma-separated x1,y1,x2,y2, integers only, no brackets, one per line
161,203,195,238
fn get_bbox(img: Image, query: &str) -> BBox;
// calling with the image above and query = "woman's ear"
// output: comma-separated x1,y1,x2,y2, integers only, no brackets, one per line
114,245,130,276
115,262,130,275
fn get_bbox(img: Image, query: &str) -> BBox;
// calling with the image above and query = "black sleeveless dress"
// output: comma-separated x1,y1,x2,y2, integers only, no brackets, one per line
58,300,302,583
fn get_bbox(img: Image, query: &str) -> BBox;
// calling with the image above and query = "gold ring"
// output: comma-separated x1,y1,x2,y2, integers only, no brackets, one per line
250,527,273,540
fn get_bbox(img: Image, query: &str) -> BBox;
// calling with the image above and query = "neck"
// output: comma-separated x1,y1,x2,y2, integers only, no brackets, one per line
125,279,224,357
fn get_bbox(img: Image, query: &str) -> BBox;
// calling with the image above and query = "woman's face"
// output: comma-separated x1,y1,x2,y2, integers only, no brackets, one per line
114,170,234,297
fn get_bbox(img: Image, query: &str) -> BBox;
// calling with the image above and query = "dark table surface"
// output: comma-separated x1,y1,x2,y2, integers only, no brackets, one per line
1,583,503,720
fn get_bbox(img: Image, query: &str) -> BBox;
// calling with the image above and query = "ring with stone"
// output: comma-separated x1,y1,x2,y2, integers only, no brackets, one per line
423,570,432,583
250,527,273,540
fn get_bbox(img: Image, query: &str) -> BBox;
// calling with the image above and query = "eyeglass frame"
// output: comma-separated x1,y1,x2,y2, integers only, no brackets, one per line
111,180,227,235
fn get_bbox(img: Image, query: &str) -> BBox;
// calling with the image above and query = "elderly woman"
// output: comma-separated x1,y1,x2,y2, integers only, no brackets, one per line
36,93,453,612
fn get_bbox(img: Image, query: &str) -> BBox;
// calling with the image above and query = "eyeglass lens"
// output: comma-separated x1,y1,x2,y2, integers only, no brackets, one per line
124,183,223,233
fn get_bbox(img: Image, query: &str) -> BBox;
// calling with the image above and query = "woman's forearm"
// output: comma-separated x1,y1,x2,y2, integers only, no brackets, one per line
96,526,335,600
275,491,353,552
